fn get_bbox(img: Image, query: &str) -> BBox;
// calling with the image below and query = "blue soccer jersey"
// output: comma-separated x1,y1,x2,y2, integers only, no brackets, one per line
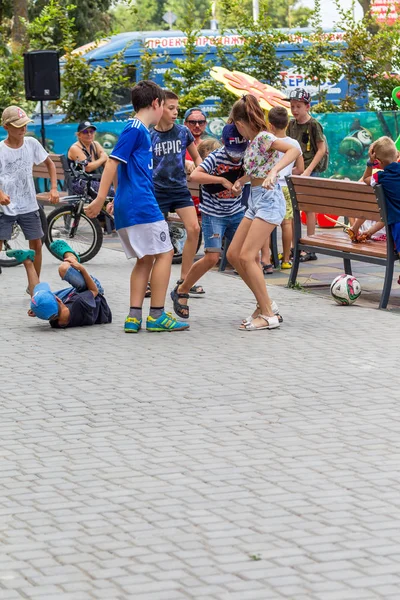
150,124,194,191
110,119,164,229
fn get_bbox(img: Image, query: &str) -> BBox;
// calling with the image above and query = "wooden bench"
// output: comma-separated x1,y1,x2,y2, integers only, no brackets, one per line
286,175,398,309
33,153,69,205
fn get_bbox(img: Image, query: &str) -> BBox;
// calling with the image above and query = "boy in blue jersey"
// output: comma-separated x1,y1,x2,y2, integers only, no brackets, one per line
170,124,247,319
150,90,204,293
85,81,189,333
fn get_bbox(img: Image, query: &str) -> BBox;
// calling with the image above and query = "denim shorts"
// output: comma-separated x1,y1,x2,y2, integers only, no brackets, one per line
202,210,244,252
245,185,286,225
54,266,104,300
155,187,194,215
0,209,43,241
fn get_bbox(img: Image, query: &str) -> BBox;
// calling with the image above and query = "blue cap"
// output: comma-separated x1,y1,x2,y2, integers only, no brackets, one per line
222,123,248,157
184,107,207,121
30,282,59,320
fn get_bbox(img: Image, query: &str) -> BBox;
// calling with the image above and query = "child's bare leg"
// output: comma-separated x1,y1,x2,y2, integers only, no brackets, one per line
178,252,219,311
149,250,173,308
350,218,365,236
306,212,316,236
238,219,277,321
281,218,292,263
260,236,270,265
24,259,40,296
130,256,155,308
176,206,201,281
364,221,385,238
29,238,42,277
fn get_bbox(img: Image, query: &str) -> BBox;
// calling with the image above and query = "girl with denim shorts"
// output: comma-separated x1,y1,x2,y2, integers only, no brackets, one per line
227,94,301,331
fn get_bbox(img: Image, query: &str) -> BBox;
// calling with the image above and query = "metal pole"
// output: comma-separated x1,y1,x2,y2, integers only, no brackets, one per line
253,0,259,22
40,100,46,150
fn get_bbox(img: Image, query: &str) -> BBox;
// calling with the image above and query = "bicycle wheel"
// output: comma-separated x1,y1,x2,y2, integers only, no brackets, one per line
0,205,47,268
45,204,103,263
169,221,203,265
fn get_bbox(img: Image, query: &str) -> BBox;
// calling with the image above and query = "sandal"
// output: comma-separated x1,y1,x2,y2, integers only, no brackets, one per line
170,284,190,319
261,263,274,275
6,249,35,264
239,314,280,331
176,279,205,297
242,300,282,327
299,252,317,262
49,240,80,263
145,282,151,298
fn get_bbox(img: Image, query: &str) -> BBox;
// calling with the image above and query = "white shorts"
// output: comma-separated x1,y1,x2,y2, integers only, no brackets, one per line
118,220,173,259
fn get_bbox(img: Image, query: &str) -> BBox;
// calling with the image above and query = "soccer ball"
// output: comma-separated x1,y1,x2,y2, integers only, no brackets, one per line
330,274,362,305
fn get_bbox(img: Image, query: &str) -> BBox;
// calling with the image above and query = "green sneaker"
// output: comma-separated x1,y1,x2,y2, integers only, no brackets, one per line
146,311,190,332
124,316,142,333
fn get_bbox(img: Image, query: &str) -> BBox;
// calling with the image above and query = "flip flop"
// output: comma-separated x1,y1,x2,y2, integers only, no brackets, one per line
6,249,35,264
49,240,81,263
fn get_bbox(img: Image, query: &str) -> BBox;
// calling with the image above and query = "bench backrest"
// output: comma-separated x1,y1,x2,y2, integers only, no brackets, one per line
33,153,66,179
287,175,383,221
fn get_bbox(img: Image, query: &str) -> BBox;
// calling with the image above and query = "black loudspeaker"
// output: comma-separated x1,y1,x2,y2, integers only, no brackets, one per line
24,50,60,101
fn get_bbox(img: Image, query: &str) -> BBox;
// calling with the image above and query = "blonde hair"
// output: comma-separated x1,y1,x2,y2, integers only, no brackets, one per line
197,137,222,159
372,136,398,165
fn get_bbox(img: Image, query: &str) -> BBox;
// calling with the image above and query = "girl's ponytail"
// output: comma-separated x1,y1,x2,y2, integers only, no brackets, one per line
230,94,267,134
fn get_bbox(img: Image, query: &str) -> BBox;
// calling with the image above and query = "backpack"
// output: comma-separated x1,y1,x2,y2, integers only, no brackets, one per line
288,118,329,173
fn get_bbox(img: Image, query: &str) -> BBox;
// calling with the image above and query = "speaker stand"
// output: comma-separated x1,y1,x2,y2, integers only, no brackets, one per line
40,101,46,150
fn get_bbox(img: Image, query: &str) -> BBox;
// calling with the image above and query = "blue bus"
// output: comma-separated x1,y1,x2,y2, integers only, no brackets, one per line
36,28,358,123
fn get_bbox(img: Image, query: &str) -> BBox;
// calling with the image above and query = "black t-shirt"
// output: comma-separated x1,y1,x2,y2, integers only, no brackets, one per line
50,290,112,328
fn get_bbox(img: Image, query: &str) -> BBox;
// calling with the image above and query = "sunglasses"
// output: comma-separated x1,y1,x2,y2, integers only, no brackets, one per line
187,119,206,125
82,129,95,134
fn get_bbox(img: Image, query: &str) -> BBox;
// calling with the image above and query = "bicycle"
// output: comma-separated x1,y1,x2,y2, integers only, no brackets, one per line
0,205,48,268
46,160,203,264
45,161,114,264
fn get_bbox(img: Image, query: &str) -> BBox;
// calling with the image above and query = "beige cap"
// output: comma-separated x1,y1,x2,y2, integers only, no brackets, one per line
1,106,33,128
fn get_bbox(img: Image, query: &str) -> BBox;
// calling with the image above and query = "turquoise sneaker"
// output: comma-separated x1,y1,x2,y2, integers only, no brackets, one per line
6,249,35,263
146,311,190,332
124,316,142,333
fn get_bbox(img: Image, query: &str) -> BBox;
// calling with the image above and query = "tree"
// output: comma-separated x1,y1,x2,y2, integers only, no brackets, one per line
12,0,28,48
291,0,341,110
110,0,169,33
219,0,287,86
164,0,213,113
164,0,212,29
28,0,113,47
219,0,311,29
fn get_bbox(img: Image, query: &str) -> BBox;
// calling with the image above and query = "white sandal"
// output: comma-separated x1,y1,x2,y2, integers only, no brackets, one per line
239,314,280,331
242,300,281,326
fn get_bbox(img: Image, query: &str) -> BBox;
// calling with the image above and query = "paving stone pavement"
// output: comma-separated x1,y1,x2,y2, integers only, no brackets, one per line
1,247,400,600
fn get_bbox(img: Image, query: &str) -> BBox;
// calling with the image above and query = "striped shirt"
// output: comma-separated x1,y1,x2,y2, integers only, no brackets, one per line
199,148,244,217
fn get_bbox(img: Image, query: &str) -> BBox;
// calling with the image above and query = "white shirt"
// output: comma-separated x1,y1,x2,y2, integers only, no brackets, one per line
0,137,48,216
277,136,302,187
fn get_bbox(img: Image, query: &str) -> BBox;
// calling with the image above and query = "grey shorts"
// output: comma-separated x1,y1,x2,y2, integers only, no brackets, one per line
0,210,44,241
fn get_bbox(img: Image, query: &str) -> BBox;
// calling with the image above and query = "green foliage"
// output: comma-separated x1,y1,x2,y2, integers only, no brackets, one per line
165,0,212,30
219,0,287,86
23,0,76,52
58,49,130,121
291,0,341,106
219,0,311,29
0,33,32,112
163,0,213,114
333,0,400,111
111,0,169,33
29,0,112,48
